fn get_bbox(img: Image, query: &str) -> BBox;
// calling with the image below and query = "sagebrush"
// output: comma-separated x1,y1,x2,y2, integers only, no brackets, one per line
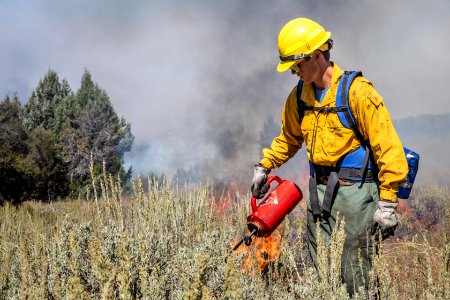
0,175,448,299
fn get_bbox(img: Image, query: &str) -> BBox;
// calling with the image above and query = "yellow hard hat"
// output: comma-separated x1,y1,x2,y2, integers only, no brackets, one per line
277,18,332,72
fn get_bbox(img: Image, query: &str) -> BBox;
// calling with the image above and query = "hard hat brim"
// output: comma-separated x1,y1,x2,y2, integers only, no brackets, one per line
277,31,331,73
277,60,297,73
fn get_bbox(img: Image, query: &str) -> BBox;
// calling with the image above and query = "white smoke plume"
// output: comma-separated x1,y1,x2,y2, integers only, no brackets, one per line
1,0,449,183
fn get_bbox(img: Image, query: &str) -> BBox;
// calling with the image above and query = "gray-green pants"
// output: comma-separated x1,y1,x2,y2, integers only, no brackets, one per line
307,181,379,295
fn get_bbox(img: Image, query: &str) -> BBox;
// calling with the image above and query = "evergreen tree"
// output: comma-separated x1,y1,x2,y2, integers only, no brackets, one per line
60,70,134,193
1,69,134,200
0,94,28,203
52,79,73,134
22,69,71,132
20,128,68,200
19,70,72,200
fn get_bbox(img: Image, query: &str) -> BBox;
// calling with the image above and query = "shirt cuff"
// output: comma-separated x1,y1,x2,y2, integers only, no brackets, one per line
380,190,398,202
259,158,273,170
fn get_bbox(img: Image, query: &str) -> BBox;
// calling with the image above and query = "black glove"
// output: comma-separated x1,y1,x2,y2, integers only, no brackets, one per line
251,165,270,199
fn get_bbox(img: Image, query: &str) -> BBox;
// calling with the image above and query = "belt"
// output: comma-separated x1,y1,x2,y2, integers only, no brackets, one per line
313,164,375,181
309,166,375,218
317,176,356,186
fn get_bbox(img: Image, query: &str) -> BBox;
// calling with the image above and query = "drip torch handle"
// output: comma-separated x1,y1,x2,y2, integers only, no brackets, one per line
251,176,284,212
251,195,257,212
266,175,283,185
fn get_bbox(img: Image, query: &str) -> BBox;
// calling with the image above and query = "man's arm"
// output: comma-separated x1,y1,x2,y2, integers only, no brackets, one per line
350,78,408,202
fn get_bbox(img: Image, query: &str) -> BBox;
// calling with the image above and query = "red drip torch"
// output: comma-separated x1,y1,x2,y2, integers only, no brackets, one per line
232,176,303,251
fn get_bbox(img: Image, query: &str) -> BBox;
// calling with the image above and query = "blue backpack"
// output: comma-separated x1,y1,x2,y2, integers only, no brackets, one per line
296,71,419,200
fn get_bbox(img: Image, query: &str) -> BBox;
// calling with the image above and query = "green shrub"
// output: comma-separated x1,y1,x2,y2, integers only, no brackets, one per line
0,178,448,299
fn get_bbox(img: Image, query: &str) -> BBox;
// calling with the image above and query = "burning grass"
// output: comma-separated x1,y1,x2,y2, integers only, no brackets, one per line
0,175,449,299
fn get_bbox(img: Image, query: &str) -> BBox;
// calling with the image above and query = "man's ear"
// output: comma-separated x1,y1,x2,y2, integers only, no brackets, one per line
314,50,321,59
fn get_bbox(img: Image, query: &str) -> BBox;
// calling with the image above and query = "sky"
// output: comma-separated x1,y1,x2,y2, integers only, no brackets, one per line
1,0,449,182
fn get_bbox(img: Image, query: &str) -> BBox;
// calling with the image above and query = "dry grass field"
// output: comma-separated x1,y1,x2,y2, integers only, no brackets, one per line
0,173,449,299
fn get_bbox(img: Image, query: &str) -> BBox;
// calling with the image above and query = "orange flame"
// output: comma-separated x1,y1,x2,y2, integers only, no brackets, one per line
232,227,282,273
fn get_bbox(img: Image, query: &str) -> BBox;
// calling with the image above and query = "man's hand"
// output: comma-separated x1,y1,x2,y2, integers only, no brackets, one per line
251,165,270,199
373,200,398,238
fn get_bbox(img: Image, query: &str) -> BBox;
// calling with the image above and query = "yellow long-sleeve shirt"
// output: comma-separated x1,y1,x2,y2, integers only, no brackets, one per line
260,63,408,202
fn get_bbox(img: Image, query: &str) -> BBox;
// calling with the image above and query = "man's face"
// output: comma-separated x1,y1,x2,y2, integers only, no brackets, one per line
290,51,320,84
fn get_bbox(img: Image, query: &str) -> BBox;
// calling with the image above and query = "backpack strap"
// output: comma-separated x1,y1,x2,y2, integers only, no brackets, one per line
296,80,306,121
335,71,374,177
336,71,362,130
297,79,351,122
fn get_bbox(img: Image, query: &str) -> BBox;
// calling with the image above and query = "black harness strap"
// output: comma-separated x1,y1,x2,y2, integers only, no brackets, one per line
308,170,341,217
309,173,321,216
338,168,374,180
323,172,339,215
296,81,306,122
298,102,349,114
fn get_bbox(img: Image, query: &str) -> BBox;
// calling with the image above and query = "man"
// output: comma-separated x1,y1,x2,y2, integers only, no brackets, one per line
251,18,408,294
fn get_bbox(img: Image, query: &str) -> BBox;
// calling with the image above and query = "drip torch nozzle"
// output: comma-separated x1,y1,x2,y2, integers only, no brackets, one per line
231,229,257,252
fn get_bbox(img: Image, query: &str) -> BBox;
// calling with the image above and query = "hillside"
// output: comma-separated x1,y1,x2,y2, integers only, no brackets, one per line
394,113,450,185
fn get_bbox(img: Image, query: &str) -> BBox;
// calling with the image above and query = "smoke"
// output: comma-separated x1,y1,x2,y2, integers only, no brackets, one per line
1,0,449,182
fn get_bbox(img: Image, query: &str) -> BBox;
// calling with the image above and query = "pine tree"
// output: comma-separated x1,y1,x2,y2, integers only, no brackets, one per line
20,128,69,200
22,69,71,132
53,79,73,134
0,94,28,203
3,69,134,200
60,70,134,193
18,70,73,200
